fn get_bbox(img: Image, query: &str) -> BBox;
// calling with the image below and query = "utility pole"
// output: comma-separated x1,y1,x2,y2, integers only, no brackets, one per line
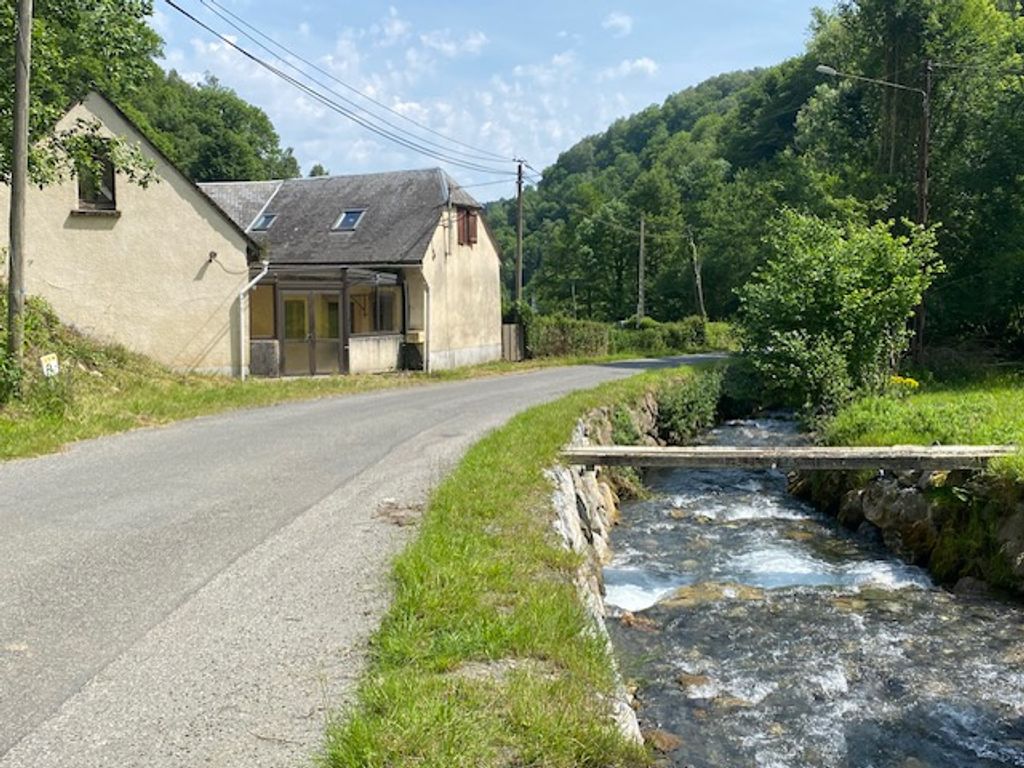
6,0,33,366
911,58,933,359
515,161,524,305
636,213,645,326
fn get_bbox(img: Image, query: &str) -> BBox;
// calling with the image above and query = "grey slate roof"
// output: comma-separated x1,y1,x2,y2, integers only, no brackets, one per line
198,180,282,231
198,168,482,266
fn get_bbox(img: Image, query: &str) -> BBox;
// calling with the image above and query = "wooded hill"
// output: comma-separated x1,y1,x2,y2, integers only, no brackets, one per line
486,0,1024,349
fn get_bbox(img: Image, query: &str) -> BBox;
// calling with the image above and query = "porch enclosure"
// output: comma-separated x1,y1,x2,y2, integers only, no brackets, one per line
248,268,409,376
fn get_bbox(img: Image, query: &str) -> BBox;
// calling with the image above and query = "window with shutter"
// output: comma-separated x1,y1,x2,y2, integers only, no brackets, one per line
467,210,478,245
457,209,468,245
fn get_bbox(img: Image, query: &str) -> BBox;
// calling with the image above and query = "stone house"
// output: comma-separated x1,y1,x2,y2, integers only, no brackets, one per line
0,91,502,377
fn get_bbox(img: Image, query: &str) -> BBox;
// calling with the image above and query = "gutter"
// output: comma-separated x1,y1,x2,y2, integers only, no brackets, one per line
238,258,271,381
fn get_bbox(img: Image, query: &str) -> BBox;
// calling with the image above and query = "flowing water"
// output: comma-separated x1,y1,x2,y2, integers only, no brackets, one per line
603,418,1024,768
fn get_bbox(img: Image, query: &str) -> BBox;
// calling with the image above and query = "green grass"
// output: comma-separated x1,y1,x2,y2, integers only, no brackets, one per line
823,371,1024,480
320,367,705,768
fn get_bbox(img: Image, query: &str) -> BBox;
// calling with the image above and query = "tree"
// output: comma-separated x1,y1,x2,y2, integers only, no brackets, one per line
0,0,161,185
308,163,329,177
122,71,301,182
736,210,941,415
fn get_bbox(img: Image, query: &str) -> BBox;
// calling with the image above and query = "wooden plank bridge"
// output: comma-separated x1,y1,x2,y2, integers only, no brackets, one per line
561,444,1018,471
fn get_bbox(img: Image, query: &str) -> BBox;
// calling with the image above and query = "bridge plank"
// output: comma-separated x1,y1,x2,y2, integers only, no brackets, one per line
561,445,1018,471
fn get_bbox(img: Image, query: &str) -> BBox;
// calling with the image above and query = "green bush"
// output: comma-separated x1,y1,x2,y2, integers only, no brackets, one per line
527,314,609,357
655,368,723,444
736,210,941,416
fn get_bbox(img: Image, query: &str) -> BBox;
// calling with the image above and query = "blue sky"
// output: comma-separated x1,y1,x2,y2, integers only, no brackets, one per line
153,1,826,200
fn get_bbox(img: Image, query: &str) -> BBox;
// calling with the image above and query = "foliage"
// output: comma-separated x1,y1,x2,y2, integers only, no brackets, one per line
122,71,300,182
655,368,723,445
610,316,709,356
736,210,941,415
527,315,610,358
610,404,642,445
822,371,1024,481
308,163,329,177
0,0,161,186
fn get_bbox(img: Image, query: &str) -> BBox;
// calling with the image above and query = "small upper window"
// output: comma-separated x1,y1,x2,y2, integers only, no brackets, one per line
77,156,116,212
251,213,277,232
332,209,366,232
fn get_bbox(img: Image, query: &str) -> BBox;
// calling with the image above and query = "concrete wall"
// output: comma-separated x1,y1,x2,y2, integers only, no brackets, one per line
350,334,402,374
418,208,502,371
0,93,251,375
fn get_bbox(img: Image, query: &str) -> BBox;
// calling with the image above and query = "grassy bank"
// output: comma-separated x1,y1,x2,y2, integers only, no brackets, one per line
321,366,718,767
823,371,1024,480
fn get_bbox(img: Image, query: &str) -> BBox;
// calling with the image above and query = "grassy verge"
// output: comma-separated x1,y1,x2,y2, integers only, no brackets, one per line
320,366,708,767
823,371,1024,480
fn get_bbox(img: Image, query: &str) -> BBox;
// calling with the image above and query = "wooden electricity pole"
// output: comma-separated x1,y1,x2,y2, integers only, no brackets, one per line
911,58,933,359
515,161,524,304
6,0,33,365
636,213,645,326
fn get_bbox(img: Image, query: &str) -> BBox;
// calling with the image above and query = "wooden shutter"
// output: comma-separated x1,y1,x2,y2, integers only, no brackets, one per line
457,209,468,245
467,210,478,244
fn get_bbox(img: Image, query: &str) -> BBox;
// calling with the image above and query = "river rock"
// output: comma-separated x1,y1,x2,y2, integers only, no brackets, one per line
661,582,765,608
953,576,992,596
838,489,865,529
676,673,712,689
997,504,1024,583
643,728,683,753
862,479,937,563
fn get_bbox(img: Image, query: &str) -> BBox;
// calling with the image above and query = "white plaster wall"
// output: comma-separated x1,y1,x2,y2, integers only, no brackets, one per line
0,93,251,375
419,209,502,371
349,334,402,374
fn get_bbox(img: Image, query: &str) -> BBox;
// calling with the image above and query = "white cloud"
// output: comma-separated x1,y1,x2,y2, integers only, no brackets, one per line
598,57,659,81
513,50,577,87
602,12,633,37
420,29,489,58
375,7,410,47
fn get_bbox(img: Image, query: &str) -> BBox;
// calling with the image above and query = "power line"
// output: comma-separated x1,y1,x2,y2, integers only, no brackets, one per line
162,0,517,177
198,0,513,165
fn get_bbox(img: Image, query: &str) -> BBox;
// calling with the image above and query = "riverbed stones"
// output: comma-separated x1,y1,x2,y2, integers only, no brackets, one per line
642,728,683,753
661,582,765,608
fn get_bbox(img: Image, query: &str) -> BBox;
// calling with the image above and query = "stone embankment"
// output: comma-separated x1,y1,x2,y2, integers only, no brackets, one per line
790,468,1024,595
547,394,664,747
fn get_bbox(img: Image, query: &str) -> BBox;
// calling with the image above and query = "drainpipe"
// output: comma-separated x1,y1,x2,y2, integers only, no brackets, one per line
424,282,431,373
238,258,270,381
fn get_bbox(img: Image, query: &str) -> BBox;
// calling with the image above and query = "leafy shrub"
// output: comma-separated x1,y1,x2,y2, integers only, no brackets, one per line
527,314,609,357
0,350,21,404
665,316,707,349
610,326,668,356
655,369,723,444
736,210,941,416
610,405,642,445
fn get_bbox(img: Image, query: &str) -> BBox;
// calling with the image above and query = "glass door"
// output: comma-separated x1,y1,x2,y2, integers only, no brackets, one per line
313,292,342,374
281,292,311,375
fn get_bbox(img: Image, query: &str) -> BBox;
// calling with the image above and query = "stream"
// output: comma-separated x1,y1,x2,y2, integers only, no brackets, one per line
603,418,1024,768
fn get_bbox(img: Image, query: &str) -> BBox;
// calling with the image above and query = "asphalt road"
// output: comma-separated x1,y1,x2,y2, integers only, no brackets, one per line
0,357,712,767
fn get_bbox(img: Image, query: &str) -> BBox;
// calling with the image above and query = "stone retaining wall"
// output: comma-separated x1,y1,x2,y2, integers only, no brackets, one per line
790,468,1024,595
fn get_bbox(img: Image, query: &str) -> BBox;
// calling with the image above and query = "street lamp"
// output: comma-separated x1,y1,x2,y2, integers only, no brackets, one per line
817,61,933,355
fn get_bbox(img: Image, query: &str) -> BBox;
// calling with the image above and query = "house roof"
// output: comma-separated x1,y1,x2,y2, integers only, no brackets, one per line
199,168,483,267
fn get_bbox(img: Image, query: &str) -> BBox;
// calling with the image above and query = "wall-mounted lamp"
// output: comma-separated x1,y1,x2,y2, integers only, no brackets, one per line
208,251,218,264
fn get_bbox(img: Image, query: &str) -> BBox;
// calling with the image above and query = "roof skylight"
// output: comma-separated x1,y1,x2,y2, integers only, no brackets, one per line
251,213,277,232
332,209,366,232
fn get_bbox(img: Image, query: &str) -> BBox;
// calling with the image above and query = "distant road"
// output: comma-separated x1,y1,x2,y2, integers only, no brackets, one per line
0,356,716,768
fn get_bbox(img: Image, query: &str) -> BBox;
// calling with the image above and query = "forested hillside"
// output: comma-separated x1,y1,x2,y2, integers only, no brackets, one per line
488,0,1024,347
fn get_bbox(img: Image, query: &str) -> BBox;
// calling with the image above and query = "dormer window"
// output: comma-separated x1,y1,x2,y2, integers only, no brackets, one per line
77,155,116,212
251,213,277,232
332,209,366,232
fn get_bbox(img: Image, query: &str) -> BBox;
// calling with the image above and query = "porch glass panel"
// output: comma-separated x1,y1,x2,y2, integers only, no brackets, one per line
282,294,310,376
314,292,341,374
